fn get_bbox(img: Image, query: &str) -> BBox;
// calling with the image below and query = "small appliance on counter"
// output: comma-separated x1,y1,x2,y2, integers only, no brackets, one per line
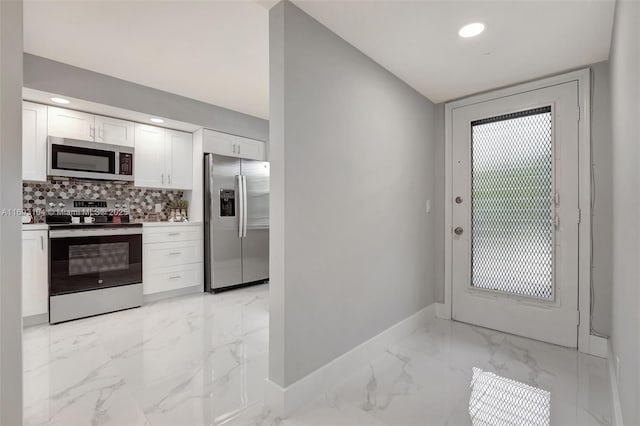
46,199,143,324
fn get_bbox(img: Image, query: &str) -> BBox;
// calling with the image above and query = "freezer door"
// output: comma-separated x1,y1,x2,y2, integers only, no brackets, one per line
241,160,269,283
205,154,243,290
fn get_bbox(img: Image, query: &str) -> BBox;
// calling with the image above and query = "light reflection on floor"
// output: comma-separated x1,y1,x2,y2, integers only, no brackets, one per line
469,367,550,426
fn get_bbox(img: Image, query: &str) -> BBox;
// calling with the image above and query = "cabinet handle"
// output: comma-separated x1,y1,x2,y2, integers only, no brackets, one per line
40,235,44,251
232,144,236,154
168,174,171,185
169,275,181,280
99,128,103,139
90,127,95,138
238,144,241,154
168,252,182,255
161,173,164,185
168,232,180,236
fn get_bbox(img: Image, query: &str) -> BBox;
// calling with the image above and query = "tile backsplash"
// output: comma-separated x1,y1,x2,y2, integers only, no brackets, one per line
23,179,184,223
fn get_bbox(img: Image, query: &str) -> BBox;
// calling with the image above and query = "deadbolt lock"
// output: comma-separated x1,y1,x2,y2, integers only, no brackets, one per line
454,227,464,235
455,196,463,204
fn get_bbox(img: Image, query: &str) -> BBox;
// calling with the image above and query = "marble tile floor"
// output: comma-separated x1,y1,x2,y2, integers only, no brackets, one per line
23,285,269,426
24,286,611,426
227,319,612,426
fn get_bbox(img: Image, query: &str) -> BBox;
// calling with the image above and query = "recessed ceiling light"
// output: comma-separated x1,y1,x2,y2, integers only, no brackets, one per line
50,97,70,104
459,22,485,38
150,118,164,123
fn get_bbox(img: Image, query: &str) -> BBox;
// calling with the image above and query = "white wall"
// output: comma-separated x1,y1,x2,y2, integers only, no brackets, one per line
0,1,24,424
608,1,640,425
269,1,438,387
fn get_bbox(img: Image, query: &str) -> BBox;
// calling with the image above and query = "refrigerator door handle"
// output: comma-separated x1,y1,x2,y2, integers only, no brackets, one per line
237,174,244,238
242,175,248,238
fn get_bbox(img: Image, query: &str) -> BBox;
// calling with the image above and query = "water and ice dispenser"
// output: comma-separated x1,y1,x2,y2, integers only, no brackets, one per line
219,189,236,217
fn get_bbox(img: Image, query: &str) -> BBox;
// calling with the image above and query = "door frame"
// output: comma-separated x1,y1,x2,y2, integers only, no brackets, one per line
441,68,601,356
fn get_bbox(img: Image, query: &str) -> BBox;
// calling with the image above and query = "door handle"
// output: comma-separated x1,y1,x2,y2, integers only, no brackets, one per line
242,175,248,237
237,175,244,238
454,227,464,235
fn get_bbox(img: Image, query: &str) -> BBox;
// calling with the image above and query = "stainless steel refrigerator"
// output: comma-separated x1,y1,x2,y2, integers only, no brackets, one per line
204,153,269,292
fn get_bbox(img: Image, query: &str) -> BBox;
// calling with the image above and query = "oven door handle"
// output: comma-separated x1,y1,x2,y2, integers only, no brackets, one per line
49,228,142,238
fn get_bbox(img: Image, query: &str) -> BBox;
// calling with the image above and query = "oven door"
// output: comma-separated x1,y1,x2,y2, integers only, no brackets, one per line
49,229,142,295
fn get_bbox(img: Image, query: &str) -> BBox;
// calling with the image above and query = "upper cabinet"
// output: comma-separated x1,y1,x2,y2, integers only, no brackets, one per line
48,106,135,147
95,115,135,147
203,129,266,161
134,124,193,190
22,102,48,182
165,130,193,190
48,106,94,141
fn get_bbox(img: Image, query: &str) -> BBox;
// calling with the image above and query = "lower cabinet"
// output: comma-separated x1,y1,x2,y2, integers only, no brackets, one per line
22,229,48,318
143,224,203,295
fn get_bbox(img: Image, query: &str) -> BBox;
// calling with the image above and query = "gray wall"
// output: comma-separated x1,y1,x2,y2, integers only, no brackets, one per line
609,1,640,425
0,1,24,424
269,1,438,387
23,53,268,141
590,61,612,337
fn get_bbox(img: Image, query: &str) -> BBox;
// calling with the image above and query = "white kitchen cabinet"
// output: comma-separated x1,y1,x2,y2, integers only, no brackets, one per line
49,106,136,147
165,130,193,190
48,106,95,141
95,115,135,147
134,124,166,188
22,102,48,182
143,224,203,296
22,229,48,318
135,125,193,190
203,129,266,161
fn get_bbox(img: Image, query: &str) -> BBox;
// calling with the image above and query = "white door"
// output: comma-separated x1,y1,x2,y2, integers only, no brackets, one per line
95,115,135,147
165,129,193,190
22,102,48,182
134,124,166,188
22,230,48,318
451,82,580,347
48,106,95,141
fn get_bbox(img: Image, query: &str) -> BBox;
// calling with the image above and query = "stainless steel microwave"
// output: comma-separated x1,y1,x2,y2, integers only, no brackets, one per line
48,136,134,181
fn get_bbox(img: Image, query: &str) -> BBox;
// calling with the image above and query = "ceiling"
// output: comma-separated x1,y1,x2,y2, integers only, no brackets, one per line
24,0,270,119
24,1,615,118
293,0,615,103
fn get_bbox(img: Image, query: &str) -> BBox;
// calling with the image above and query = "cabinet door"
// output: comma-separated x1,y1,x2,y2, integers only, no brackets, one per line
166,130,193,190
48,106,95,141
235,136,265,161
22,102,48,182
134,124,166,188
203,130,238,157
22,230,48,317
95,115,135,147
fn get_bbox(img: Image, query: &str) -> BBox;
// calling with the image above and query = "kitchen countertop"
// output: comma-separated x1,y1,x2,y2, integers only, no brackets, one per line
139,221,203,227
22,223,49,231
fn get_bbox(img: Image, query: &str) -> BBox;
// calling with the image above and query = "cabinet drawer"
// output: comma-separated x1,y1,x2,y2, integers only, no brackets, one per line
144,240,203,268
143,262,203,295
143,225,203,243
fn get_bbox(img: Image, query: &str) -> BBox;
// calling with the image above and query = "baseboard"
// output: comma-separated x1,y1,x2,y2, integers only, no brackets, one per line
265,303,437,418
588,334,608,358
143,285,202,303
436,302,450,319
23,313,48,327
607,340,624,426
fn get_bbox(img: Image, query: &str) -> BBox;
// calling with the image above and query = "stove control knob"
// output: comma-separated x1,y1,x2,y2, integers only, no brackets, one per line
48,202,56,208
58,202,65,208
114,203,120,209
